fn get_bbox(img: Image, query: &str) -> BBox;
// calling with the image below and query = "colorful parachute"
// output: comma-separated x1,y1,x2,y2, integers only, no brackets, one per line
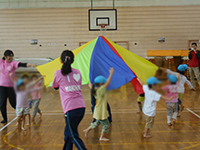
37,36,158,94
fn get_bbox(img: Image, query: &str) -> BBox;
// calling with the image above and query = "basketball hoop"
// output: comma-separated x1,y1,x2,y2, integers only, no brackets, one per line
98,24,108,36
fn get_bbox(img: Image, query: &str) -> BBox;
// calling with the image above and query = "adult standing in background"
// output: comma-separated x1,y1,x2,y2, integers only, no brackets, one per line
0,50,36,123
188,43,200,88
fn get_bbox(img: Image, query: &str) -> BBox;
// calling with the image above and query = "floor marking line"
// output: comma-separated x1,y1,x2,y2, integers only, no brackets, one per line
3,131,24,150
0,91,51,132
181,143,200,150
0,117,17,132
186,108,200,118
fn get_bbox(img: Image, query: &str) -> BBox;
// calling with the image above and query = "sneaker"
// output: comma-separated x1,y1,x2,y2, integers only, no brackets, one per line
1,120,7,123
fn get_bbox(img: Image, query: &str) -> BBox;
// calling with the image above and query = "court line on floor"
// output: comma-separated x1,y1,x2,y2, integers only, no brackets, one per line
186,108,200,118
6,108,200,114
3,131,24,150
1,109,198,132
0,117,17,132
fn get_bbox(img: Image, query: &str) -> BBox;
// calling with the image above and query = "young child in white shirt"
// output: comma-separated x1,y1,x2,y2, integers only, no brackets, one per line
137,77,173,138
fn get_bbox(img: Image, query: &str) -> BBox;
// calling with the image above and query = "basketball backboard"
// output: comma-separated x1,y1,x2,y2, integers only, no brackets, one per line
89,9,117,31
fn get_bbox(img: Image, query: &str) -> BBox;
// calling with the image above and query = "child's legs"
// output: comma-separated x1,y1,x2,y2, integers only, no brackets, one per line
22,114,26,129
166,103,172,124
178,93,183,107
144,115,154,137
29,100,32,108
137,93,145,112
17,116,22,127
172,103,178,120
32,99,41,116
99,119,110,141
178,93,183,103
16,108,23,126
90,119,101,130
137,102,142,112
100,119,110,134
177,102,180,112
107,103,112,123
145,115,154,130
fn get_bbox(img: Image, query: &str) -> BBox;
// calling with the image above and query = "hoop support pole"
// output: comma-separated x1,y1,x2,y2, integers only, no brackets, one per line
91,0,93,9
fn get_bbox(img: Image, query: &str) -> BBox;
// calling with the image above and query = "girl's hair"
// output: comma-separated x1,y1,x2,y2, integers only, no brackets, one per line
177,70,185,75
31,74,38,80
21,73,30,79
3,49,14,60
91,83,100,95
61,50,74,76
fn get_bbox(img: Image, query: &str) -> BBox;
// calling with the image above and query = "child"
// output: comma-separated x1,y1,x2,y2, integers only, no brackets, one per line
30,74,43,123
84,68,114,142
162,74,180,126
88,83,112,123
21,73,33,109
137,77,173,138
11,76,42,130
21,73,44,125
137,93,145,113
160,65,195,116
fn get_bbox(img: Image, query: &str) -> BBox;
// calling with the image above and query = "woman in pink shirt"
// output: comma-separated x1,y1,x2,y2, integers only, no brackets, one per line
52,50,87,150
0,50,36,123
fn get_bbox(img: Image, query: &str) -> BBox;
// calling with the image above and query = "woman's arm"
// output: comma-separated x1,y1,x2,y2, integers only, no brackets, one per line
26,63,37,67
104,68,114,88
9,73,18,82
18,63,37,68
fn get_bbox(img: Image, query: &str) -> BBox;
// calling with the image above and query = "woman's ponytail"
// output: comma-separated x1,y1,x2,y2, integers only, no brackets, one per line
61,50,74,76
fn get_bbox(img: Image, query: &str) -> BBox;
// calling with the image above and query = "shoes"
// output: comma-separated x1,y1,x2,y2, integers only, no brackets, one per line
1,120,7,123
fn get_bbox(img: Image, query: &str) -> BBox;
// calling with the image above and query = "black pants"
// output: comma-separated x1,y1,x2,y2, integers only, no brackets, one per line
63,108,87,150
0,86,16,121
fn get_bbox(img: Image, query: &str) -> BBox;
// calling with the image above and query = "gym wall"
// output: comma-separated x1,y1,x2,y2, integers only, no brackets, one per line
0,5,200,58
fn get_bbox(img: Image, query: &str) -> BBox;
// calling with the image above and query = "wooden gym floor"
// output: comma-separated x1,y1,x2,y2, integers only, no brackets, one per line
0,82,200,150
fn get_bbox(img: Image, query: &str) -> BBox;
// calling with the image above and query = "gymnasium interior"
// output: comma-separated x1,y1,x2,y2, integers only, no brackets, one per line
0,0,200,150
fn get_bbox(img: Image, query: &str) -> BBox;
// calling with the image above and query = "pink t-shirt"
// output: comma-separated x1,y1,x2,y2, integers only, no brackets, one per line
16,88,41,108
52,68,86,114
0,59,19,87
162,82,179,103
31,82,41,100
